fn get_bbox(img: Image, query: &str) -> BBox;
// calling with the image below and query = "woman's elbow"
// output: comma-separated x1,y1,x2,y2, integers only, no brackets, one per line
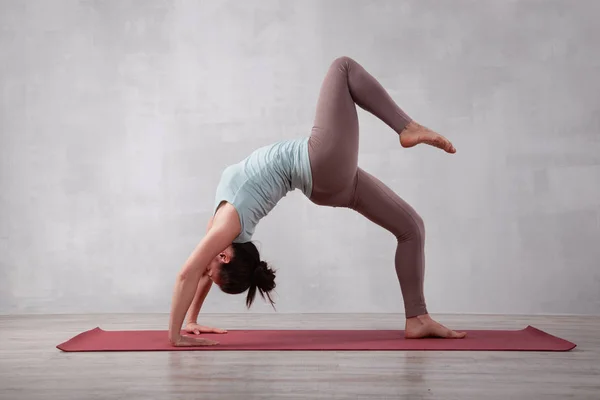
176,271,189,283
176,265,200,282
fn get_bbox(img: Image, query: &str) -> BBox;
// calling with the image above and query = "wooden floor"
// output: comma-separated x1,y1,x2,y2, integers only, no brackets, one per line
1,313,599,400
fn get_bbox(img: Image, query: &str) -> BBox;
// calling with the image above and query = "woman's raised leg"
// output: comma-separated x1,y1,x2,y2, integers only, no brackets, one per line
308,56,456,205
308,56,413,205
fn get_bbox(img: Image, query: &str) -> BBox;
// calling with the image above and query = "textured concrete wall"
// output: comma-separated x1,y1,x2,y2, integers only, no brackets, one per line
1,0,599,315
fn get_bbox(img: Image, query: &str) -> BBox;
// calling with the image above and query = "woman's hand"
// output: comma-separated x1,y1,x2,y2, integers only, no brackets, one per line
168,209,241,344
170,334,219,347
185,322,228,335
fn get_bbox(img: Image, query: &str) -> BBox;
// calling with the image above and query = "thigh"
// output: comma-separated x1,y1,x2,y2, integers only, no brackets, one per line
308,59,360,198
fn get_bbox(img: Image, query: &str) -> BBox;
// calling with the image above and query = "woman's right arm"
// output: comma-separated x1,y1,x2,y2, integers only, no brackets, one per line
184,216,228,334
168,207,240,345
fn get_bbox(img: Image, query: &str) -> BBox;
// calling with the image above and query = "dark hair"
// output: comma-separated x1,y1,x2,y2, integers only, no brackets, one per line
219,241,276,308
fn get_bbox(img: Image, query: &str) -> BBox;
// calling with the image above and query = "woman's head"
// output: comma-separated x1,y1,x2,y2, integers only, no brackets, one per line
207,241,276,308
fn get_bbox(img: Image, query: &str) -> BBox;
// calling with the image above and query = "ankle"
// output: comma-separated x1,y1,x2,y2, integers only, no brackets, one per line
406,313,430,322
402,120,418,133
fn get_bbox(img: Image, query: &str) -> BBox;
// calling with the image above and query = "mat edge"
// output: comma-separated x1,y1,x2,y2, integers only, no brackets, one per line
524,325,577,351
56,326,103,352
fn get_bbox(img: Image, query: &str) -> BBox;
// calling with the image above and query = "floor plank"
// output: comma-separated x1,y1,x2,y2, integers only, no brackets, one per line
0,314,598,400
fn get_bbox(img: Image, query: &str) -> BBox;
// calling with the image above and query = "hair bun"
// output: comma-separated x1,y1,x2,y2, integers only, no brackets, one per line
252,260,276,293
228,242,276,309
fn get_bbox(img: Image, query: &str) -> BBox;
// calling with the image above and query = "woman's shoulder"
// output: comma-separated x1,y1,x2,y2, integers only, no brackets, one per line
212,201,242,233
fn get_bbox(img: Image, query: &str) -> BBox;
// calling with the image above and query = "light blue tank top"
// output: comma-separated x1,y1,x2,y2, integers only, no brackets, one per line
213,137,313,243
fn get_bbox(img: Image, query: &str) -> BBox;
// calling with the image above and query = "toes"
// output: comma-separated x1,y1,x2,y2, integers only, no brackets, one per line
443,328,456,338
449,330,467,339
435,324,463,339
435,137,446,150
437,137,454,153
442,139,454,153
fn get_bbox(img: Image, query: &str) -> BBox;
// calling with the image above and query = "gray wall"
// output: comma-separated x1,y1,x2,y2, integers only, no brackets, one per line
1,0,599,315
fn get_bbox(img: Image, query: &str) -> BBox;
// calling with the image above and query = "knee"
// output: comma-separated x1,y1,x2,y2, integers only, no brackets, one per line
397,212,425,243
412,213,425,239
331,56,355,72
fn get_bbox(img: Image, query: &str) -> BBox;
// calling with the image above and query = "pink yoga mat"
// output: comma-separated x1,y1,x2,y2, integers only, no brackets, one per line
57,326,575,352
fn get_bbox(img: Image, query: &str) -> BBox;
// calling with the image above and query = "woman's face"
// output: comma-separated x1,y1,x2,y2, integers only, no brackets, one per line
206,245,234,286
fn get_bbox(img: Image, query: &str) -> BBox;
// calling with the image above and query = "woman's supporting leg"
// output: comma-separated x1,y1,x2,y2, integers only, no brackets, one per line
352,168,466,338
308,57,464,338
351,168,427,317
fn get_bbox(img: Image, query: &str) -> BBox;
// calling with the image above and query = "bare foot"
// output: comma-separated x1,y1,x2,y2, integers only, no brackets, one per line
400,121,456,154
405,314,467,339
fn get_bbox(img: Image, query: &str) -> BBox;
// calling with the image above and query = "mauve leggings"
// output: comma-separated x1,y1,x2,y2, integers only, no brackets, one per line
307,57,427,318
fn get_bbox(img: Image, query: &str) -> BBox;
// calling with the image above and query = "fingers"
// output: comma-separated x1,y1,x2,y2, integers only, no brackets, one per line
193,338,219,346
177,336,219,346
185,324,228,334
198,326,228,334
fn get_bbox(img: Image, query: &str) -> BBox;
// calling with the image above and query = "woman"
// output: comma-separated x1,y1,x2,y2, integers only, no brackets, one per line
168,57,466,347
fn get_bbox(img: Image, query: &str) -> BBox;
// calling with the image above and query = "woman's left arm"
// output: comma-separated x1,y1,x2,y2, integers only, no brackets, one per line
168,210,240,345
